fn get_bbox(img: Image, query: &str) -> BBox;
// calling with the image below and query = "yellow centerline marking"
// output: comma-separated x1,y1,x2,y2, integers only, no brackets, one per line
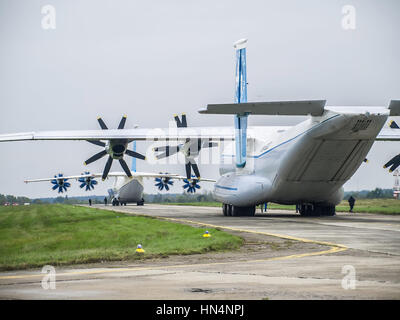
0,207,348,281
155,215,348,248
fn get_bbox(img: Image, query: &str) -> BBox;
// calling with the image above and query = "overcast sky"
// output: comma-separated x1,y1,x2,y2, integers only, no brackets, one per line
0,0,399,198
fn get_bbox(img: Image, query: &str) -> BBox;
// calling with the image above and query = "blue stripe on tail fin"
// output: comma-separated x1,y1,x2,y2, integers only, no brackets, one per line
234,39,248,168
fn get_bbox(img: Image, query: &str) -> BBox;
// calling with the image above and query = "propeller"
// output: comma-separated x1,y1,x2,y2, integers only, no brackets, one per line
51,174,71,193
78,172,98,191
154,173,174,191
389,120,399,129
85,115,146,180
384,154,400,172
183,176,201,193
153,114,217,180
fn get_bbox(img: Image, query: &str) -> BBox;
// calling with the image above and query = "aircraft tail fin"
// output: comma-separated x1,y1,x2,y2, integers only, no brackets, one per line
389,100,400,116
233,38,248,168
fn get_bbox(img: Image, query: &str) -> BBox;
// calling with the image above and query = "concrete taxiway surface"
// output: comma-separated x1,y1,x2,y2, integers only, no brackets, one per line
0,204,399,299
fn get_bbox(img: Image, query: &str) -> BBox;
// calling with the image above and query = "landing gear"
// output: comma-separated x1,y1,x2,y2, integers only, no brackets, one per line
222,204,255,217
299,203,335,216
137,198,144,206
222,204,228,216
112,198,119,206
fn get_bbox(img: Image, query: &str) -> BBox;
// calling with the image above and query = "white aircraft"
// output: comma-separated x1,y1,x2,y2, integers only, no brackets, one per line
22,129,213,206
1,39,399,216
25,170,204,206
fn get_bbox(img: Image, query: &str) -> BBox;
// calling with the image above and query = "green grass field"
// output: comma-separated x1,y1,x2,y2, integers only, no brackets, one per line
163,199,400,214
0,204,243,270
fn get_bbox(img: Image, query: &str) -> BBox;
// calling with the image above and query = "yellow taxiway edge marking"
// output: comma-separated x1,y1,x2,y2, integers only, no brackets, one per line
154,216,348,249
0,208,348,281
0,246,346,281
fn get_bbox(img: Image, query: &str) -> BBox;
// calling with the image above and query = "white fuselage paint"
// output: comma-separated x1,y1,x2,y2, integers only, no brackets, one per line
213,107,388,207
111,176,144,203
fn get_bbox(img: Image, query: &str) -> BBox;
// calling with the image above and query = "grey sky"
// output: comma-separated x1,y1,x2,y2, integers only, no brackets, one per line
0,0,399,198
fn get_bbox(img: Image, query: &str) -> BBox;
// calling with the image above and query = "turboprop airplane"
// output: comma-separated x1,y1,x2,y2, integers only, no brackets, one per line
23,134,213,206
24,170,204,206
0,39,399,216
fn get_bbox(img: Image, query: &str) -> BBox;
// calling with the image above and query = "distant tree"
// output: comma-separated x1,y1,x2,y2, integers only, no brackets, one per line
366,188,393,199
53,196,65,203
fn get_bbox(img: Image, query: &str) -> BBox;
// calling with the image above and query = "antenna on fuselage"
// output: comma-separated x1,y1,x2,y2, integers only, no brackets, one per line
233,38,248,168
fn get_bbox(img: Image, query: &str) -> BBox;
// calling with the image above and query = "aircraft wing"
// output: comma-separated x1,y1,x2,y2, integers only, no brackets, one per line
376,129,400,141
0,127,234,142
199,100,326,116
25,171,216,183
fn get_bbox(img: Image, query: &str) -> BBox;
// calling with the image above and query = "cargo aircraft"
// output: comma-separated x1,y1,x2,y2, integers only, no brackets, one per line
1,39,399,216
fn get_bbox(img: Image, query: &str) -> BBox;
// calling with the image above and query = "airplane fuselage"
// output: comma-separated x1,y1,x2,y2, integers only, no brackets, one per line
213,107,388,207
111,176,144,204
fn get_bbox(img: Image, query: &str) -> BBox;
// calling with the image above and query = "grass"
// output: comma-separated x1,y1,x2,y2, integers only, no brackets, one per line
0,204,243,270
162,199,400,214
336,198,400,214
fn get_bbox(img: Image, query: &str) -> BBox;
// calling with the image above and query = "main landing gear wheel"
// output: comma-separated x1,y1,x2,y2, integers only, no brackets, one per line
299,204,335,217
222,204,228,216
222,204,255,217
222,204,233,216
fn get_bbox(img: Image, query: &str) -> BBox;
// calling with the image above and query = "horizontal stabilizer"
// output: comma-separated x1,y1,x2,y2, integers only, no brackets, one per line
198,100,326,116
389,100,400,116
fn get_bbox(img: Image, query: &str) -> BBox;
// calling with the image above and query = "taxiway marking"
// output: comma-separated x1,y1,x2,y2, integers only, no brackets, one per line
0,209,348,281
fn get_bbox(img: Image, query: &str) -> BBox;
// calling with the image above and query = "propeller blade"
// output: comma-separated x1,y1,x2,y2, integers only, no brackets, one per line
384,154,400,172
84,150,108,165
155,152,168,160
87,140,106,147
125,149,146,160
155,146,180,159
119,158,132,177
97,117,108,130
190,160,200,179
153,145,180,152
102,156,113,180
174,114,187,128
384,155,399,168
118,115,127,129
390,162,400,172
389,120,399,129
185,162,192,180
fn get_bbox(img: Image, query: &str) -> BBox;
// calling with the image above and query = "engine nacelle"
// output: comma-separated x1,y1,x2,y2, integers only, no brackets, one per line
106,140,128,159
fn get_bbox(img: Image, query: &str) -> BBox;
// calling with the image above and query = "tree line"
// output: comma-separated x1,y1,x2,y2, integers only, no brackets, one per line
0,194,31,205
0,188,396,206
